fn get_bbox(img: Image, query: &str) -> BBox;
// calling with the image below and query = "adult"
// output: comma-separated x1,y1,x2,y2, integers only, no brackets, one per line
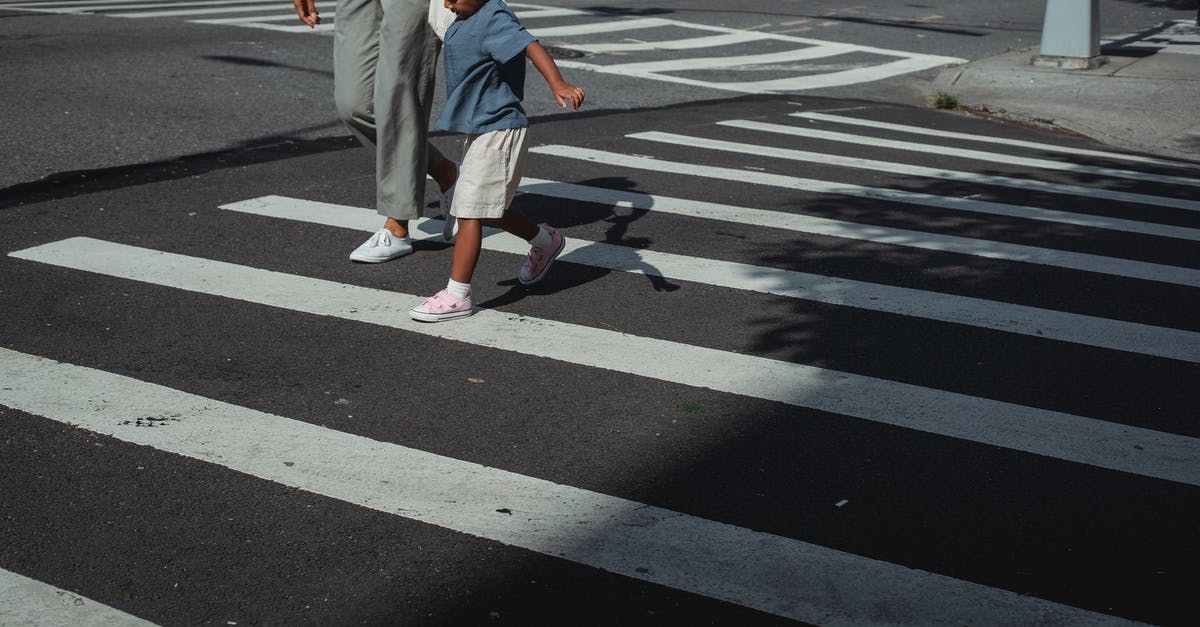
293,0,458,261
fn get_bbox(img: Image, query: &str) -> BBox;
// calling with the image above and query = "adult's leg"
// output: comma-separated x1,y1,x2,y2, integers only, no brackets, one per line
335,0,452,241
375,0,446,223
333,0,380,152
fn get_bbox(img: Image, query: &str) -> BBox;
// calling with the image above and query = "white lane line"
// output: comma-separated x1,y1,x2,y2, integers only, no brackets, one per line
115,4,309,17
0,567,158,627
507,6,589,20
220,195,1200,362
723,119,1200,190
635,129,1200,218
532,145,1199,241
792,111,1200,170
530,17,673,37
556,55,963,94
0,349,1149,626
524,174,1200,288
11,0,273,11
567,31,771,53
191,19,323,31
193,12,318,23
9,238,1200,486
519,6,967,61
598,44,855,73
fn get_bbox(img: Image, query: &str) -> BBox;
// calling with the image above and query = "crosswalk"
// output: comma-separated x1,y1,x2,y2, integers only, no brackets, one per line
3,99,1198,624
1103,19,1200,55
0,0,965,93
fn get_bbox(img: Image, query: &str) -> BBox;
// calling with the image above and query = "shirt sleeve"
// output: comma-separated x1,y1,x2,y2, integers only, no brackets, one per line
483,6,537,64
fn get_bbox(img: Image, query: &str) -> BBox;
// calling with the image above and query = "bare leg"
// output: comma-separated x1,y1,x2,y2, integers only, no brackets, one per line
450,218,483,284
482,209,538,242
430,156,457,193
382,155,458,238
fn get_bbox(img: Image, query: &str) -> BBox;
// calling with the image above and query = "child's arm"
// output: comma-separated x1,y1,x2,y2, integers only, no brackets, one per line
525,42,586,110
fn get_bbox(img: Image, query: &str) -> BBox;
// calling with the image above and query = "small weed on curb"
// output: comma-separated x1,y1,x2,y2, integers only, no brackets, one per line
932,91,960,109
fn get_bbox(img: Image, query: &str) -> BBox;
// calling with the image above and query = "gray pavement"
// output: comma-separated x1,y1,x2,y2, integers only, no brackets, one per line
930,19,1200,162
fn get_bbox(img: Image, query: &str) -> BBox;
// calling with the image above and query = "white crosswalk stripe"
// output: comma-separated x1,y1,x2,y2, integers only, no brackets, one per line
10,237,1200,482
632,130,1200,212
0,348,1150,626
215,195,1200,359
792,110,1200,169
0,567,157,626
732,118,1200,190
533,145,1200,240
3,101,1197,625
0,0,965,93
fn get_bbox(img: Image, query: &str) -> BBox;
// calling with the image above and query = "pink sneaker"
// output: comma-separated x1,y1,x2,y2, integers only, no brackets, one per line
409,289,474,322
518,226,566,285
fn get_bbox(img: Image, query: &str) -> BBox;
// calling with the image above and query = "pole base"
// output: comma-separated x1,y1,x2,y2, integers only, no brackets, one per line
1031,54,1108,69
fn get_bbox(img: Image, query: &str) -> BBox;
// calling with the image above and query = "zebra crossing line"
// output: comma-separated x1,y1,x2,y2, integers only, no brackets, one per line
1103,19,1200,56
8,236,1200,485
633,130,1200,212
731,117,1200,189
0,348,1148,626
3,103,1197,624
792,110,1200,169
214,194,1200,361
0,0,966,93
0,567,154,626
533,145,1198,241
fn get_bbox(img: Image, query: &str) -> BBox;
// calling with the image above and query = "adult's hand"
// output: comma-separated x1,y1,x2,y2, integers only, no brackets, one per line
292,0,320,27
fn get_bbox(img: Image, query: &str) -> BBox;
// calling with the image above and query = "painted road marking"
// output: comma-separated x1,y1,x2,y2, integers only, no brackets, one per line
566,31,771,53
792,110,1200,170
633,129,1200,215
1,0,264,8
532,145,1200,241
1,0,965,94
8,238,1200,484
516,178,1200,258
0,567,158,627
556,53,962,94
0,347,1149,626
220,195,1200,362
727,119,1200,191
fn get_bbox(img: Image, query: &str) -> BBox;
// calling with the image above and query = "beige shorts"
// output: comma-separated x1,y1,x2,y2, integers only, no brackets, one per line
451,126,529,219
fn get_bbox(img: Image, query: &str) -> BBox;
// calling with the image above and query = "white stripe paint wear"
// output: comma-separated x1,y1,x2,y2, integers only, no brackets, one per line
9,238,1200,485
531,145,1198,241
791,111,1200,170
0,568,158,627
219,195,1200,362
0,348,1155,626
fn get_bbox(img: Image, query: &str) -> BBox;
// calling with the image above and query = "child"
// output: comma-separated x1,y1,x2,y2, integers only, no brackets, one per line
410,0,585,322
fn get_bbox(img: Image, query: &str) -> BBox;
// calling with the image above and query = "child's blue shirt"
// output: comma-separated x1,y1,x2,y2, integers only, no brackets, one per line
437,0,537,134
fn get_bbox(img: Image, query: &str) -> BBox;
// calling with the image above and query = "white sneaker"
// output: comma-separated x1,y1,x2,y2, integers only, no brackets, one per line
349,229,413,263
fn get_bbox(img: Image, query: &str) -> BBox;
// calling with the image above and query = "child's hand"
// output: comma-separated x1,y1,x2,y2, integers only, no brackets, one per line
553,83,585,110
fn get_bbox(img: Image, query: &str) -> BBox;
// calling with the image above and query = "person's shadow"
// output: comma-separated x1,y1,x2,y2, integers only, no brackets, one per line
477,177,681,310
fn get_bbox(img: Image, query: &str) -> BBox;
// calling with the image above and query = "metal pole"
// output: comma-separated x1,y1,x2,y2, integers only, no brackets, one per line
1032,0,1107,69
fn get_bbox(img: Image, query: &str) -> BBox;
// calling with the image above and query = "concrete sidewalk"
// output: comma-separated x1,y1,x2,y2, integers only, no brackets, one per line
930,19,1200,163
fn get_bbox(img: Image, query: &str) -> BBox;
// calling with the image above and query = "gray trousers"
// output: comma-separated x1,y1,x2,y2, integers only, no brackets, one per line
334,0,446,220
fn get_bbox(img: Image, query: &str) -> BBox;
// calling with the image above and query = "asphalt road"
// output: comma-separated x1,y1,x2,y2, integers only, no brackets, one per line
2,1,1198,626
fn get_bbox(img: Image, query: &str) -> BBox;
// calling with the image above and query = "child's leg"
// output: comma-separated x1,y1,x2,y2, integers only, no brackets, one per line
409,217,480,322
481,209,538,242
484,209,566,286
450,218,483,284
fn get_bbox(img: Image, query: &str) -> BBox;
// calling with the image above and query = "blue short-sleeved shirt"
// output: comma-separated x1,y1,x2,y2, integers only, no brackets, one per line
437,0,537,134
